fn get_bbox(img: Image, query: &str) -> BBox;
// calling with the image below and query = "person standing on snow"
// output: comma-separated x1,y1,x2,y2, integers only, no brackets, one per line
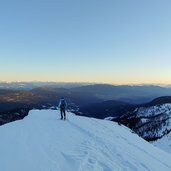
58,97,67,120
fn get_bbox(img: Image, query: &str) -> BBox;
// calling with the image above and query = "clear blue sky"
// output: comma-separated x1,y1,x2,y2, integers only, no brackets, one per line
0,0,171,84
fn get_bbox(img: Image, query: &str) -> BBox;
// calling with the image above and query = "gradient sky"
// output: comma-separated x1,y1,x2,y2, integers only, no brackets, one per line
0,0,171,84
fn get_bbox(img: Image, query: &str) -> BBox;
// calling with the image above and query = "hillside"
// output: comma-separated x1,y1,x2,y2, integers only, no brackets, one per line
78,100,135,119
0,110,171,171
71,84,171,103
77,96,171,119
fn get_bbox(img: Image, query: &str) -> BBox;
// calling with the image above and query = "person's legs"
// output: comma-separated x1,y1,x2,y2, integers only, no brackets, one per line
63,109,66,120
60,108,63,119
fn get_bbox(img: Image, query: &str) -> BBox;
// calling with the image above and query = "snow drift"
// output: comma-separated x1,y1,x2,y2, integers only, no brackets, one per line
0,110,171,171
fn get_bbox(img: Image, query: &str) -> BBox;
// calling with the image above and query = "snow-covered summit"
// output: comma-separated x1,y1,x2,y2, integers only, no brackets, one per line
0,109,171,171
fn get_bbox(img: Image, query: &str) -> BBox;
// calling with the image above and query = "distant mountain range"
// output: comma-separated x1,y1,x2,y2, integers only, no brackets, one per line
1,83,171,112
0,82,90,90
1,82,171,102
71,84,171,103
43,83,171,104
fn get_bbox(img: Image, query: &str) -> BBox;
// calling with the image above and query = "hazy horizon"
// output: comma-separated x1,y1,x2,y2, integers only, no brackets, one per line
0,80,171,87
0,0,171,84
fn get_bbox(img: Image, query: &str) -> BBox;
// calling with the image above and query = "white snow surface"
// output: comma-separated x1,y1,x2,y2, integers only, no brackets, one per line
0,110,171,171
153,132,171,154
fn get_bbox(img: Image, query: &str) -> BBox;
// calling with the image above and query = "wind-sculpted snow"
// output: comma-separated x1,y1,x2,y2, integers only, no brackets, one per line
0,110,171,171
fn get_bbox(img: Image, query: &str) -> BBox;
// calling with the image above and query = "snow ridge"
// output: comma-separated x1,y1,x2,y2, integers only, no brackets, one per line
0,110,171,171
